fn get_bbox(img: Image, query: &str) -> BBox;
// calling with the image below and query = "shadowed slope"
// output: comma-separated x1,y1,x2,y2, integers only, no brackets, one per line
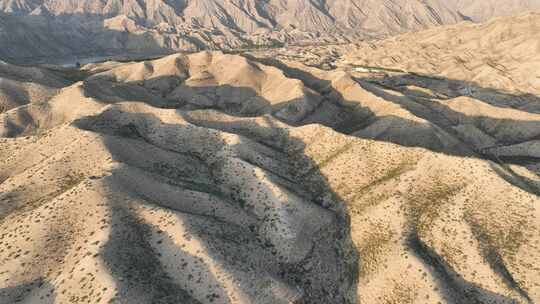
0,50,539,304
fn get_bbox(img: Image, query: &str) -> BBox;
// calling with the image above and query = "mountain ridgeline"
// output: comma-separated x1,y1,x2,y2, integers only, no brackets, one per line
1,6,540,304
1,0,540,64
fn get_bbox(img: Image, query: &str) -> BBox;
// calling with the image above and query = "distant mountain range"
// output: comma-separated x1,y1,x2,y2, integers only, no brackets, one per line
1,0,539,64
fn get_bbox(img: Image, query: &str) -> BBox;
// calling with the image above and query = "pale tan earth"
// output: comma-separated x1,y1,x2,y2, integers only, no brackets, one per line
1,0,540,64
444,0,540,22
341,13,540,96
0,61,69,113
1,13,540,304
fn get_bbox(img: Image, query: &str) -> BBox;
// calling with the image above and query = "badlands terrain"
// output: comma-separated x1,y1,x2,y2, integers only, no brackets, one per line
1,0,540,64
1,10,540,304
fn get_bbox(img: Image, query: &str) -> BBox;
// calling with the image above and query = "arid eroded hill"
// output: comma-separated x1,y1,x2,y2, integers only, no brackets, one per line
0,12,540,304
1,0,540,64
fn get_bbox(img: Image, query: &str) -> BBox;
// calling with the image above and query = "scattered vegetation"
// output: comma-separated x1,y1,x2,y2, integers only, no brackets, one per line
358,224,395,278
405,179,466,237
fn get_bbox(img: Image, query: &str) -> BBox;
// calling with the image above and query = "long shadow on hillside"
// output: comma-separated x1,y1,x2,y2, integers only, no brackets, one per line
0,86,29,113
100,201,204,304
241,54,473,155
364,73,540,114
4,47,530,198
181,110,536,304
82,77,288,115
52,54,538,303
82,68,328,124
71,101,528,303
0,279,55,303
82,60,467,155
0,12,184,66
242,55,540,194
409,232,523,304
355,77,540,149
352,76,540,195
6,58,531,302
73,108,359,303
77,58,540,198
243,54,540,146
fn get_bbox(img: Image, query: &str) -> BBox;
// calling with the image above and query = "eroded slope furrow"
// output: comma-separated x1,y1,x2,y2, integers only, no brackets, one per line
0,50,539,304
